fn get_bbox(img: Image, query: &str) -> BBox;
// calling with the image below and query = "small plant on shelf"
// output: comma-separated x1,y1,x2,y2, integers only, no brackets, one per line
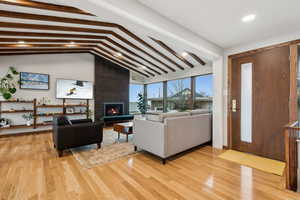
0,66,19,100
22,113,33,126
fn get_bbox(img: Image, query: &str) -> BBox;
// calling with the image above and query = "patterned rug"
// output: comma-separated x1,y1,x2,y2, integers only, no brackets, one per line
71,129,136,169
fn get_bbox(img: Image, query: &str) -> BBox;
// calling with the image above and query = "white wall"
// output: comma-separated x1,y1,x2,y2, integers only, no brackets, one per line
0,53,95,135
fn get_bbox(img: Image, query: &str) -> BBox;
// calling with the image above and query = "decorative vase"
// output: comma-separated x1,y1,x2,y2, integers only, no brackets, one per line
26,121,31,126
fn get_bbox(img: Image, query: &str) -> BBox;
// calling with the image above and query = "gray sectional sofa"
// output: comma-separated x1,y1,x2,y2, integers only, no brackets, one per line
133,109,212,164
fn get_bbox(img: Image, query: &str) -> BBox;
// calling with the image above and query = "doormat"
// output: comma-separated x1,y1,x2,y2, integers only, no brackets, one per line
218,150,285,176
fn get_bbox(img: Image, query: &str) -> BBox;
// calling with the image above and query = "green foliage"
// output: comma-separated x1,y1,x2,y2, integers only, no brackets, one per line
22,113,33,121
0,67,19,100
137,93,146,114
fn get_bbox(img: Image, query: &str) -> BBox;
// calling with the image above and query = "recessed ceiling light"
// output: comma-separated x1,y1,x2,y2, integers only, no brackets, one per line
18,41,25,44
141,65,147,69
242,14,256,23
115,52,122,57
182,52,189,57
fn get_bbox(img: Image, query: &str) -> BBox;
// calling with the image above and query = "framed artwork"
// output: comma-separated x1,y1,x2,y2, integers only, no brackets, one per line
56,79,93,99
20,72,49,90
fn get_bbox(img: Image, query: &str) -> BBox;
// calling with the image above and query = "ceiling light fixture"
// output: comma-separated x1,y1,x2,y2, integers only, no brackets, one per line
18,41,25,44
141,65,147,70
115,52,122,57
242,14,256,23
181,52,189,57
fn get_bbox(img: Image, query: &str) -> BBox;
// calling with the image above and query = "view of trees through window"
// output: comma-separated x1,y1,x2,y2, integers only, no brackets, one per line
130,74,213,114
129,84,143,114
195,74,213,109
167,78,192,112
147,82,163,112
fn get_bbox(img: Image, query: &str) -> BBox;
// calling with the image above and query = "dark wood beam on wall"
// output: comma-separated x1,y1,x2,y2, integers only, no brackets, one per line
187,52,206,66
0,0,93,16
150,37,194,68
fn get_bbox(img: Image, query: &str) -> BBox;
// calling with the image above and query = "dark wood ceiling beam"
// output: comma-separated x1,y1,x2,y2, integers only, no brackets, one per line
0,36,161,75
0,0,93,16
0,30,106,40
0,38,101,43
0,31,168,73
0,48,91,52
0,50,91,56
0,10,177,71
120,29,185,70
187,52,206,66
94,45,155,77
0,22,112,34
98,41,161,75
0,44,95,48
90,50,150,78
150,37,194,68
0,21,176,72
105,38,170,73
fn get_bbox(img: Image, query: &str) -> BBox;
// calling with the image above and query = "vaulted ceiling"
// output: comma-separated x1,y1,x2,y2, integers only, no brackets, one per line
0,0,211,79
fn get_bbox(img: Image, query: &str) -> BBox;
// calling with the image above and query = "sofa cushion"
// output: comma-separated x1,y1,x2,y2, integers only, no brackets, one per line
146,113,162,122
190,109,211,115
160,111,190,121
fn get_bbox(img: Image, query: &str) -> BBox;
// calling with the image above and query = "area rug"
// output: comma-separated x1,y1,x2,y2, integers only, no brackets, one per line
218,150,286,176
71,129,137,169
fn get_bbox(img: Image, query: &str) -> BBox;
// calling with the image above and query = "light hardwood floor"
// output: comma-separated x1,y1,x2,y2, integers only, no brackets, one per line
0,132,300,200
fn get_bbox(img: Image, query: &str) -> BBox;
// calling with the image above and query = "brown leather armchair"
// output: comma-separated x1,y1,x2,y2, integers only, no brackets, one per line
52,116,103,157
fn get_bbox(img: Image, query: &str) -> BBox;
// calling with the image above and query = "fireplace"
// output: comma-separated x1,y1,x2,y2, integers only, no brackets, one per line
104,103,124,116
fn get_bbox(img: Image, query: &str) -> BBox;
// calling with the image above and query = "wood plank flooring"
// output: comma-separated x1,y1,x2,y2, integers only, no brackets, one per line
0,132,300,200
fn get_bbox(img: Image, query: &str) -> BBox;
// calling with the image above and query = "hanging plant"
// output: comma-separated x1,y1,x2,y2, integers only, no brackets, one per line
0,67,19,100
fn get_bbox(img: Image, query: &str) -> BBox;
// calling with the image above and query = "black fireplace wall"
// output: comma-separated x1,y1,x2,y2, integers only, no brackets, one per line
94,56,130,120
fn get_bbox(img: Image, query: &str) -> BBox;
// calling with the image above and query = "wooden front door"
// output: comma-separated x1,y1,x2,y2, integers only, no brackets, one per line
230,46,290,161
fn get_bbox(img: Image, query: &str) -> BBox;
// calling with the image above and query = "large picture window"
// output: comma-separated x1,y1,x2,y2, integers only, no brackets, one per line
167,78,192,112
195,74,213,109
129,84,144,114
147,82,163,112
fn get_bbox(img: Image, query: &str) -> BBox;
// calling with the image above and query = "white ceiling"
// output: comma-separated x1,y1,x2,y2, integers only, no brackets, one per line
138,0,300,48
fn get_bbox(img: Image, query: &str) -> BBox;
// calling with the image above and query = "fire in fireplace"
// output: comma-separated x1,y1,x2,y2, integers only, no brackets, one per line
104,103,124,116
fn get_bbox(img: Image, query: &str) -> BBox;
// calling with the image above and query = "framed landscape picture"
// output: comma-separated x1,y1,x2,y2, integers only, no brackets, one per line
20,72,49,90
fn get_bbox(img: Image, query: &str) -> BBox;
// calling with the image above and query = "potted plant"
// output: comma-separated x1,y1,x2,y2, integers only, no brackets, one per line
137,93,146,116
22,113,33,126
0,66,19,100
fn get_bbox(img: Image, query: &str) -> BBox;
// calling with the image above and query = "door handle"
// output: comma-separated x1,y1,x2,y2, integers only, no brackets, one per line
232,99,237,112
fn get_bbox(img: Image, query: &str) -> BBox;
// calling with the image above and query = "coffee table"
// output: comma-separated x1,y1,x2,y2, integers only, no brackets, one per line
113,122,133,142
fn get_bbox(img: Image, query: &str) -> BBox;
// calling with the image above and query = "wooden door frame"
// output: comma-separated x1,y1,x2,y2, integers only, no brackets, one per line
227,40,299,149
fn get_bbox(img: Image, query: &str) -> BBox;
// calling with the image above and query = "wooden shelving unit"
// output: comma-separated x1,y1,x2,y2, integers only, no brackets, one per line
0,110,34,113
0,98,90,133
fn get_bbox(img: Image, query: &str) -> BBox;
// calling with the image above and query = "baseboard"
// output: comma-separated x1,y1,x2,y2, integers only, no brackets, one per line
0,129,52,138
